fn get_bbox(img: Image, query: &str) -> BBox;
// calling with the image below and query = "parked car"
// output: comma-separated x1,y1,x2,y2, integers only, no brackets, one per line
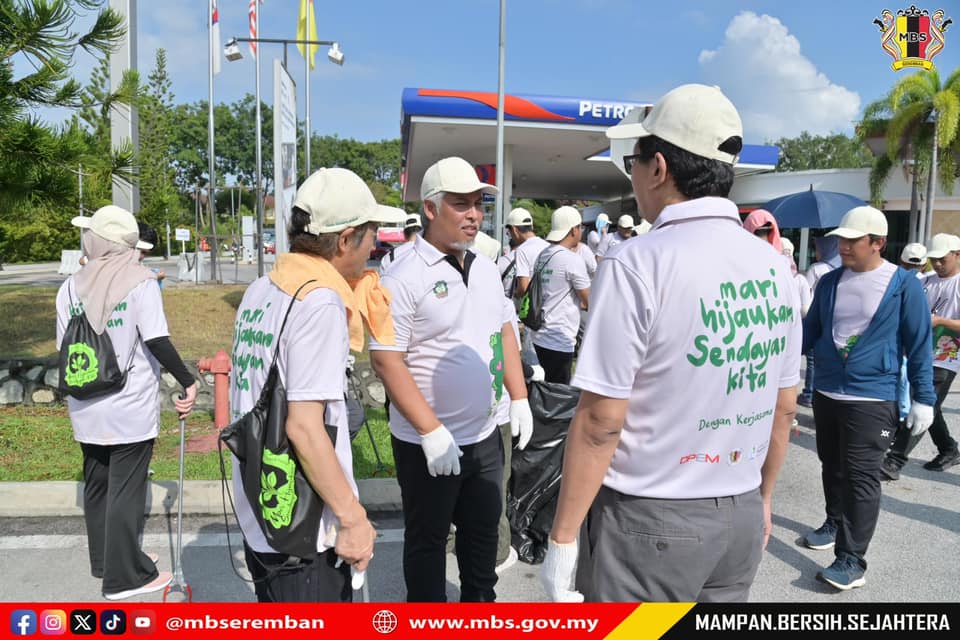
370,241,392,261
262,231,275,254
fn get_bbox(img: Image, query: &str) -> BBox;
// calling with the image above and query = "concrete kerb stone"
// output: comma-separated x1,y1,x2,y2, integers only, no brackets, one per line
0,478,401,518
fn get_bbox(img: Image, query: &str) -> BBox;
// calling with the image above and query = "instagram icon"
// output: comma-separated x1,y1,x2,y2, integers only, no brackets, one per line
40,610,66,635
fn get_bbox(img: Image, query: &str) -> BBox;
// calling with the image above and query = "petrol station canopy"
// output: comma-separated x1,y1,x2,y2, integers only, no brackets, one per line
400,88,781,206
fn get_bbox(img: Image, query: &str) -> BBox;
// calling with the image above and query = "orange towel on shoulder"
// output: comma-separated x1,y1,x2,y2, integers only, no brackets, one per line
268,253,395,351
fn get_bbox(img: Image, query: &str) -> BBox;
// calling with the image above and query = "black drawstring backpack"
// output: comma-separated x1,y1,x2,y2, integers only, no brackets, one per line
220,280,337,560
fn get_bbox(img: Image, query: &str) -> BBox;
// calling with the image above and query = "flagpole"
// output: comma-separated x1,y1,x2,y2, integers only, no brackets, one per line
207,0,220,282
254,0,264,277
305,56,311,178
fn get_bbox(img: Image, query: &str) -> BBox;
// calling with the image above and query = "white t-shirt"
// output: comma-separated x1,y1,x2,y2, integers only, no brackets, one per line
531,246,590,353
56,278,169,445
576,242,597,278
514,236,550,280
794,272,812,317
370,236,516,445
924,271,960,372
830,262,897,357
499,248,518,298
379,241,415,273
587,229,603,253
595,231,630,258
804,260,836,292
229,278,356,554
572,197,802,500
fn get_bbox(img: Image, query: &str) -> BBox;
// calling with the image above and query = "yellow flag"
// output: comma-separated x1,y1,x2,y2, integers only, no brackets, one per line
297,0,319,70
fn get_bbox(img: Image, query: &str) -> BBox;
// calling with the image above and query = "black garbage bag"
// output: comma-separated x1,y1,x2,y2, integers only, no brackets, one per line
508,380,580,564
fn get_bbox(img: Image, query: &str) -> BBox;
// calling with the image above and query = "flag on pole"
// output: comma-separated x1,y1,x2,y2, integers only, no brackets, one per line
210,0,221,75
248,0,258,57
297,0,319,70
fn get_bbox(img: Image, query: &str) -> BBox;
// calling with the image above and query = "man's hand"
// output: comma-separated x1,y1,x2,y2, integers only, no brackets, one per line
420,425,463,476
540,539,584,602
175,383,197,419
334,504,377,573
907,402,934,435
510,399,534,450
762,499,773,550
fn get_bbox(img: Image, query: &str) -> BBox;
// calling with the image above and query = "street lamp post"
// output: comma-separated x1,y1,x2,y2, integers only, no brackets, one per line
225,36,343,277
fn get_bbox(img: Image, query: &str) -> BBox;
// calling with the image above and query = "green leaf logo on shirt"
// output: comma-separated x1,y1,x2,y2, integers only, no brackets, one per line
64,342,99,388
839,335,859,361
433,280,449,299
259,449,298,530
489,332,505,402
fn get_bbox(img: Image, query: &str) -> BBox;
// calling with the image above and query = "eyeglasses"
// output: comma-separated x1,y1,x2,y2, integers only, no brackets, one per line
623,153,643,174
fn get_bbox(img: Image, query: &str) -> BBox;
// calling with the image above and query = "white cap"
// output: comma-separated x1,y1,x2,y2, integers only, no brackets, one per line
607,84,743,165
634,219,652,235
72,205,152,250
781,237,795,255
404,213,422,230
596,213,610,224
506,207,534,227
617,214,634,229
546,206,582,242
294,168,405,235
925,234,960,259
827,206,888,239
900,242,928,264
420,157,498,200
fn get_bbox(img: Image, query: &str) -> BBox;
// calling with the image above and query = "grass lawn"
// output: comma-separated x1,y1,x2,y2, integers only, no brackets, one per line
0,405,395,482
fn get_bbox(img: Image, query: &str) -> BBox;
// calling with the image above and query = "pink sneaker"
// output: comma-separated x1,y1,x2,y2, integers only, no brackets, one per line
103,571,172,600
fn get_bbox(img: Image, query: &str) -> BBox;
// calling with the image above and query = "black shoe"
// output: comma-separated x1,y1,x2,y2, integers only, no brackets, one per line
923,449,960,471
797,395,813,408
880,458,901,481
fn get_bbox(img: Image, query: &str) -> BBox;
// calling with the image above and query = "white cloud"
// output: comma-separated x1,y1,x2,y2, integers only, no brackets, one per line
698,11,860,141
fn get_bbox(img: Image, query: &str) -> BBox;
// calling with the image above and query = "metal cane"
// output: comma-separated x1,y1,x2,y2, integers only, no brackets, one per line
347,365,388,477
164,399,192,602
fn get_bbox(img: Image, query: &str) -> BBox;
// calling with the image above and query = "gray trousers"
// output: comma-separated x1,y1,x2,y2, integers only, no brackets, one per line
575,485,764,602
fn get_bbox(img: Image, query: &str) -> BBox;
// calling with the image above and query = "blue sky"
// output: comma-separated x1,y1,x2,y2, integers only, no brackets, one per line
34,1,960,144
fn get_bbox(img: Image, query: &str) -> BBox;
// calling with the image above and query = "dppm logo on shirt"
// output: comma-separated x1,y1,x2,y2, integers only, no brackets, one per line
679,453,720,465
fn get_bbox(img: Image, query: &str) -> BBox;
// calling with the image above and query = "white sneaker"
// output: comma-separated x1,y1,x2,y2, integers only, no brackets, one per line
495,547,518,574
103,571,172,600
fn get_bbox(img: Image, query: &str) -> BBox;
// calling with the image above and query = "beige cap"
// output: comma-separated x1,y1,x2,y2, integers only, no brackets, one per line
294,168,405,235
404,214,423,230
925,234,960,259
420,157,498,200
596,213,610,224
545,206,582,242
72,205,152,250
900,242,928,264
827,206,888,239
618,214,634,229
607,84,743,165
781,237,795,255
506,207,534,227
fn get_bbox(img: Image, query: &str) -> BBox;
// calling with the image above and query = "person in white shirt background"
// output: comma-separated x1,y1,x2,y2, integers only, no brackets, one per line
509,208,550,300
798,235,842,407
898,242,928,276
370,156,533,602
586,213,609,253
594,214,635,260
541,84,801,602
780,238,812,317
379,214,422,273
530,206,591,384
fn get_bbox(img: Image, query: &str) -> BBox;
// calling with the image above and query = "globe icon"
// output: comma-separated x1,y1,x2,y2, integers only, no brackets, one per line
372,609,398,635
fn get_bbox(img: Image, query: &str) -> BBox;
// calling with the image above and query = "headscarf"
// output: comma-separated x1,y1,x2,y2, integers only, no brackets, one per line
73,232,156,334
742,209,783,254
780,237,799,276
814,235,842,268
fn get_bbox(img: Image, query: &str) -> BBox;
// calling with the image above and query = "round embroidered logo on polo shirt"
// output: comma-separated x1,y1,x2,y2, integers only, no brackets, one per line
433,281,448,299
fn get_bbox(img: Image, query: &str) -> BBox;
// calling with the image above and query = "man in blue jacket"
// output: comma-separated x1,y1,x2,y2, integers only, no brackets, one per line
800,206,935,591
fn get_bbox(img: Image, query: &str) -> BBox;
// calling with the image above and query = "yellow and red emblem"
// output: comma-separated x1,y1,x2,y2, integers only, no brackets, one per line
874,5,951,71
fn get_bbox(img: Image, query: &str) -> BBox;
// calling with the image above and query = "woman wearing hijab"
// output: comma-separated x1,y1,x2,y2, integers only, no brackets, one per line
742,208,784,253
56,205,197,600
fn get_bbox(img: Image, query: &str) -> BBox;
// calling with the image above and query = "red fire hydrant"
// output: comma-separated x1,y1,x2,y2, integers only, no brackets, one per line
198,349,231,430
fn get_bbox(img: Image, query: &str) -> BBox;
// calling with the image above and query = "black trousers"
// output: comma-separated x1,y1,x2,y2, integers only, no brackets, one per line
392,429,503,602
886,367,959,467
534,344,574,385
813,393,897,563
80,439,159,595
244,543,351,602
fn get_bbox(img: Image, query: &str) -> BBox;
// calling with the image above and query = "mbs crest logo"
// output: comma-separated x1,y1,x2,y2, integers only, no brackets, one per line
874,5,951,71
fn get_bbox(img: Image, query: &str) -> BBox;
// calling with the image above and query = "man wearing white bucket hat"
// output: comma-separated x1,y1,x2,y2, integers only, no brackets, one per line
800,206,934,591
543,84,801,602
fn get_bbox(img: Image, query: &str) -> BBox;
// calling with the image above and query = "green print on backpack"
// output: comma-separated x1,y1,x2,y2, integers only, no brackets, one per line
489,332,505,402
63,342,100,389
259,448,299,530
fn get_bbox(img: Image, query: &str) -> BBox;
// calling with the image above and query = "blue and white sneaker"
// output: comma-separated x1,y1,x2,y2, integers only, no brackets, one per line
802,520,838,550
817,552,866,591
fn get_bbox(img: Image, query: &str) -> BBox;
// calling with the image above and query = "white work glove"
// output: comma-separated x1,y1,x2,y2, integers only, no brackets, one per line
529,365,546,382
333,559,369,590
510,399,534,450
540,539,584,602
906,402,934,436
420,425,463,477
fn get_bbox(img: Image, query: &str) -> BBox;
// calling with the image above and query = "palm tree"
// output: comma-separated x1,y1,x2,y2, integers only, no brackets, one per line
858,66,960,242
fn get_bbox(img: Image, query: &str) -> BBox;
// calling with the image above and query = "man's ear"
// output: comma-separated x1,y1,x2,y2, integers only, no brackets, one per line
337,226,356,254
423,199,437,222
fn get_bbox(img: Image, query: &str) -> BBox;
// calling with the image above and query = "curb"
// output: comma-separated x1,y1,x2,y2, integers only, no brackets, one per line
0,478,401,518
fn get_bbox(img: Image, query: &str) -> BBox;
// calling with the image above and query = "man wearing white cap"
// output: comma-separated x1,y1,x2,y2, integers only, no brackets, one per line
898,242,927,274
508,207,549,300
58,205,197,599
586,213,609,253
800,206,934,591
542,84,802,602
883,233,960,479
379,214,422,273
370,157,532,602
594,214,634,259
229,168,399,601
529,206,591,384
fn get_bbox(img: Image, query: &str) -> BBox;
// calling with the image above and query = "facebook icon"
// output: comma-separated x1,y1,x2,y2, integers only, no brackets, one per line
10,610,37,636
